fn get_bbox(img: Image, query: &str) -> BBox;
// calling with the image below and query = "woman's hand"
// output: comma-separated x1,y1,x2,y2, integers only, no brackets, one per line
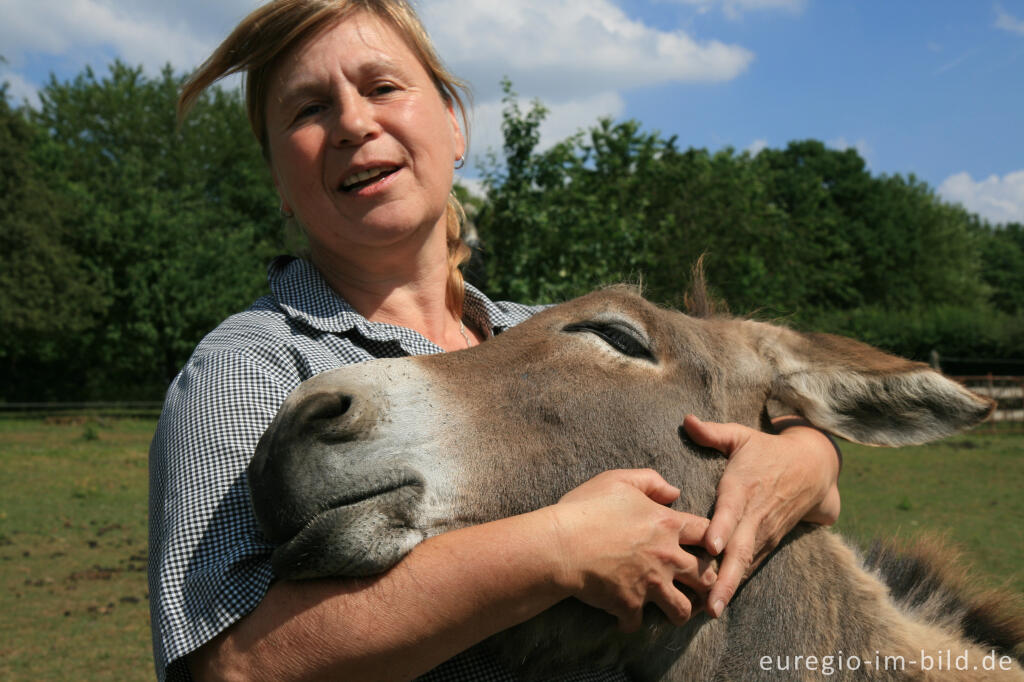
681,415,841,619
547,469,716,632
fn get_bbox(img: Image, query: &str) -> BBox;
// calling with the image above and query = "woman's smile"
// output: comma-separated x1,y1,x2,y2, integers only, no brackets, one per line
339,166,400,193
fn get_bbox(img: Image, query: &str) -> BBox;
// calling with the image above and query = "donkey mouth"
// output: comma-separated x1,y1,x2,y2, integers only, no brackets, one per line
270,479,425,579
318,478,420,515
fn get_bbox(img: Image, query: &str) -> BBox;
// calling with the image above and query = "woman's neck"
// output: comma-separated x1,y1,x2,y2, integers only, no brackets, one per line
309,225,477,351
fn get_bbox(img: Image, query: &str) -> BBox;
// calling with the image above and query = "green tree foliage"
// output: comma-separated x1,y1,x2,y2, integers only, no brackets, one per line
476,87,1018,362
980,222,1024,314
805,304,1024,361
0,85,106,387
4,63,280,400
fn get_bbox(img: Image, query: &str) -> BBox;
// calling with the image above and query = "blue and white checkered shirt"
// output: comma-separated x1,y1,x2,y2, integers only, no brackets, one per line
148,256,629,682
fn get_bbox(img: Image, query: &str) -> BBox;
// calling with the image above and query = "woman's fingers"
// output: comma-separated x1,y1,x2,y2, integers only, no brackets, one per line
610,467,683,506
650,579,694,627
678,514,710,545
613,545,711,631
675,517,717,589
682,414,744,454
704,472,749,557
681,416,751,556
553,469,715,628
682,414,841,619
706,520,755,617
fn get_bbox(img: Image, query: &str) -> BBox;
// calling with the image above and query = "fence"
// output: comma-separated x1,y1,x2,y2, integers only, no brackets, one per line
952,376,1024,430
1,380,1020,431
0,402,163,419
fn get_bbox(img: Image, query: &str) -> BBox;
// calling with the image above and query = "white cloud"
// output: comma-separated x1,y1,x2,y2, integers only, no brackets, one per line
0,0,222,75
934,50,973,75
1,69,41,107
938,170,1024,225
466,90,626,163
453,175,487,200
995,4,1024,35
746,138,769,156
421,0,753,102
419,0,753,176
669,0,807,20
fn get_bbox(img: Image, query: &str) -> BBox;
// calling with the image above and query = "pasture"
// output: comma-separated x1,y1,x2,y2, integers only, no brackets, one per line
0,417,1021,680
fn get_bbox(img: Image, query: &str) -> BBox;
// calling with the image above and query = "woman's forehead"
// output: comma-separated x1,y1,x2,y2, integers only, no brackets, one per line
273,12,418,83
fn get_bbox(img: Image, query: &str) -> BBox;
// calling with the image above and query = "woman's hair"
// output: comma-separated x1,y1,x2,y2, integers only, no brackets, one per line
178,0,474,316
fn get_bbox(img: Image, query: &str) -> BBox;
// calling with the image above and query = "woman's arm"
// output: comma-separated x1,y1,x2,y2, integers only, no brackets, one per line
681,415,841,618
189,469,714,682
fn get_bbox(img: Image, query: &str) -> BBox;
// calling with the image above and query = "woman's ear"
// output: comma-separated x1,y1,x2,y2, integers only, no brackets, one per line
447,102,466,163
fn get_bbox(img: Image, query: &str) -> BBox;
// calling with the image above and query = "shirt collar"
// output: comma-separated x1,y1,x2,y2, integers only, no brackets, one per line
267,255,520,342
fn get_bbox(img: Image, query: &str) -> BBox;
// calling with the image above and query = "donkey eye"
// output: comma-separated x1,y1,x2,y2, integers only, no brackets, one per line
563,322,655,362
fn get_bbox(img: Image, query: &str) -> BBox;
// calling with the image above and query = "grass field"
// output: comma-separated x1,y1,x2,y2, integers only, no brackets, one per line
835,426,1024,594
0,417,1021,680
0,418,152,681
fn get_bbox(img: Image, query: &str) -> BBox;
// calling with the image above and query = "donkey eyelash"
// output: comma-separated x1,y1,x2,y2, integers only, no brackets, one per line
563,321,655,363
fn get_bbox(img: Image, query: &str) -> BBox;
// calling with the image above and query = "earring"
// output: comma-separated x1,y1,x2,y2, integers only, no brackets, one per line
455,155,465,170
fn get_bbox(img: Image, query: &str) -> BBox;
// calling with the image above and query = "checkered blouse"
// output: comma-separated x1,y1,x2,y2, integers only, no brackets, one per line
148,256,629,681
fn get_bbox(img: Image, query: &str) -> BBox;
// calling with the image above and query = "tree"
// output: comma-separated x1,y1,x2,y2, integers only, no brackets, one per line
477,83,675,304
979,222,1024,314
14,63,281,399
0,84,107,399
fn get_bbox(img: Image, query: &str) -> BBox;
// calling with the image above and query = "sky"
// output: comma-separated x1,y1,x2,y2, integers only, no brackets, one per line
1,0,1022,225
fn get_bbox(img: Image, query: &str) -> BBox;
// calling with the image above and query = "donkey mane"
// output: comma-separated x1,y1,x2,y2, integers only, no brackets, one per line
865,535,1024,663
683,256,720,319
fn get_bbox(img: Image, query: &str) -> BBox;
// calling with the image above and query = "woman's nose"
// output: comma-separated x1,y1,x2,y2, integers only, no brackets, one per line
330,91,381,146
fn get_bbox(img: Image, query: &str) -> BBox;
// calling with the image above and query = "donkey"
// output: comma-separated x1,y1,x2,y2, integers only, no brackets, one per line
249,286,1024,680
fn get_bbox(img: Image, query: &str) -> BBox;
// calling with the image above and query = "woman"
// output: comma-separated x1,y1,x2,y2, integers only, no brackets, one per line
149,1,841,680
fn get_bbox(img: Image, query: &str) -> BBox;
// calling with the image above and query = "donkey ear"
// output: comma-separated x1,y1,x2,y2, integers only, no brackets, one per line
751,323,995,446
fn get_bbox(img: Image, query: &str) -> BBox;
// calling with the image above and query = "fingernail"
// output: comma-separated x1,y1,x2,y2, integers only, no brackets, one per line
711,536,723,554
712,599,725,618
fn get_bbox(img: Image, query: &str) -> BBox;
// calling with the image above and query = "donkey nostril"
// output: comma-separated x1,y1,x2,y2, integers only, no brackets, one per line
302,392,354,423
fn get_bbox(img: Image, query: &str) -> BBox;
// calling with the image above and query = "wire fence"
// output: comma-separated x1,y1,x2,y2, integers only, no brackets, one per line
0,402,163,420
1,377,1021,432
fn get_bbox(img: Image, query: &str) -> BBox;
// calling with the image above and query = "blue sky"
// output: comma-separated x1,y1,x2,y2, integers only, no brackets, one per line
2,0,1022,224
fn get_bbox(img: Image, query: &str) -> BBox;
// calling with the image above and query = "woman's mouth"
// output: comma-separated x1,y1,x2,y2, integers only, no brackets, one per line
339,166,399,192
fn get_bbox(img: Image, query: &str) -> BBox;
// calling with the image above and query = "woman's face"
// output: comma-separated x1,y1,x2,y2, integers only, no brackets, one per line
265,13,465,258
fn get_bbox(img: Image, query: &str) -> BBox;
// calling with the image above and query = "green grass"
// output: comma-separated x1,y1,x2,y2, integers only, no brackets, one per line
0,418,153,681
834,429,1024,594
0,419,1021,680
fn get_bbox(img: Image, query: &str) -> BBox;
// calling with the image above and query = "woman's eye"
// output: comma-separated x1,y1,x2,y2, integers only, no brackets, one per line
296,103,326,119
369,83,397,96
563,322,655,362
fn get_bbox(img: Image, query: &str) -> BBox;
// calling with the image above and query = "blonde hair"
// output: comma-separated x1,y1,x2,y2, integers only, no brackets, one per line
178,0,474,316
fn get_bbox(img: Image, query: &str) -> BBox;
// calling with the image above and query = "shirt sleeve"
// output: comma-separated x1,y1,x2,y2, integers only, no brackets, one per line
148,348,293,681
